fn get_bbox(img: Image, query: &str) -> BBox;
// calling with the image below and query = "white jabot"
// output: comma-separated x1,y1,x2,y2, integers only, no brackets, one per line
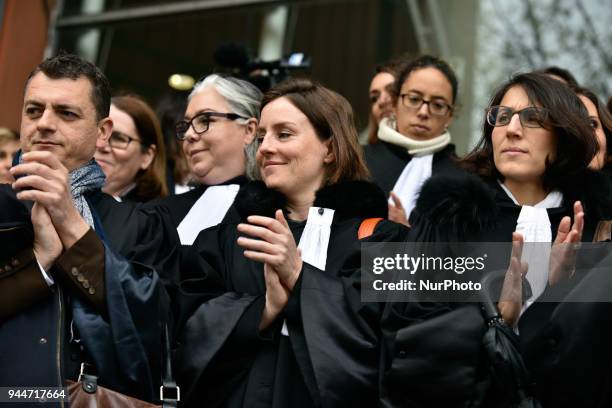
499,182,563,309
390,154,433,220
177,184,240,245
281,206,335,336
297,207,335,271
377,117,451,156
377,118,451,221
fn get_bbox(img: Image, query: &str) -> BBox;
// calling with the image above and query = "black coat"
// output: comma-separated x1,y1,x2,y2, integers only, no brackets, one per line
139,176,247,308
381,172,612,408
89,190,174,258
363,141,458,195
176,180,409,408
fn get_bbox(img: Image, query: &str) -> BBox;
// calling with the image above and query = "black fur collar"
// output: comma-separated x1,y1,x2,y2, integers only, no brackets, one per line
234,180,388,220
409,173,499,241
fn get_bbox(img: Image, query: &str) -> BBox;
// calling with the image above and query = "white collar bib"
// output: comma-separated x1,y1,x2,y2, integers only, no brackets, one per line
499,181,563,312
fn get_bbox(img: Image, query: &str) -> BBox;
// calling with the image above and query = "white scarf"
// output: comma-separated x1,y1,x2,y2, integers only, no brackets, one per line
378,118,451,220
281,206,335,336
177,184,240,245
377,117,451,156
499,182,563,309
390,155,433,220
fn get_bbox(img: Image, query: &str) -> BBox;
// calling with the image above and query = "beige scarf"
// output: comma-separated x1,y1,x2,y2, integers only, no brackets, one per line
377,117,451,156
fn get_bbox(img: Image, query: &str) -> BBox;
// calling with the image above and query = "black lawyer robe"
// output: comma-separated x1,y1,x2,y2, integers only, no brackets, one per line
176,180,409,408
363,141,458,196
88,189,184,303
143,176,248,229
380,172,612,408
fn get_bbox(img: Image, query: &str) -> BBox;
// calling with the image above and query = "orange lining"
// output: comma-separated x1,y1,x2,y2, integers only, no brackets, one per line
357,218,383,240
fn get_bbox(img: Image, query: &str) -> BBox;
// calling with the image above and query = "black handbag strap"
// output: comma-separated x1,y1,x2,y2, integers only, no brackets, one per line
160,322,180,407
78,322,180,406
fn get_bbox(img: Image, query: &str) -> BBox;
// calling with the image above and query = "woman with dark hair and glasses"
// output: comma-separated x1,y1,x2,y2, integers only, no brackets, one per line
176,78,407,407
382,72,612,407
460,73,608,241
460,73,611,316
144,74,261,245
95,94,168,202
364,54,460,226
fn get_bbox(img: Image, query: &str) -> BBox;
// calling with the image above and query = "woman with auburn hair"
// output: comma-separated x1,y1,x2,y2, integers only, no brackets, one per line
176,78,407,407
95,94,168,202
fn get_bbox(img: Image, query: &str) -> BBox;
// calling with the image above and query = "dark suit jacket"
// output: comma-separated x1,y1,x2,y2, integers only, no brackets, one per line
0,184,166,402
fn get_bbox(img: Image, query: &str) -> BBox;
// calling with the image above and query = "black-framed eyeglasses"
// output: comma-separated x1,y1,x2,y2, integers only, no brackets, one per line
109,131,141,150
486,106,549,128
400,93,452,116
175,112,247,141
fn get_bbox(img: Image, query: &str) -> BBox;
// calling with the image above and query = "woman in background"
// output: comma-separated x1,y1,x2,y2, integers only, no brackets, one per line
95,94,168,202
0,128,19,184
364,59,404,144
573,86,612,172
364,55,459,225
156,89,192,194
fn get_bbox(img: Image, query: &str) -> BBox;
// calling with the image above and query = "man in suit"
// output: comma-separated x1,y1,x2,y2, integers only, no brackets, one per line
0,53,166,403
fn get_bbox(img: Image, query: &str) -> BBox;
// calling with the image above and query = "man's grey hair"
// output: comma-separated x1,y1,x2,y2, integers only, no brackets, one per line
189,74,263,180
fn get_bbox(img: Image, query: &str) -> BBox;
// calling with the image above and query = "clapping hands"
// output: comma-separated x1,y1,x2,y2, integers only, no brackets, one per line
498,201,585,326
237,210,303,330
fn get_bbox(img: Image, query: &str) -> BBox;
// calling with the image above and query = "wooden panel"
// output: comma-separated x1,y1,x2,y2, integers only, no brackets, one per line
290,0,418,129
53,0,419,128
57,6,266,105
0,0,52,130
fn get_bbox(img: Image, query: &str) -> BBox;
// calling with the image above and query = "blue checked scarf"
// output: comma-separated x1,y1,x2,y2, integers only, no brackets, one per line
16,151,106,228
69,159,106,228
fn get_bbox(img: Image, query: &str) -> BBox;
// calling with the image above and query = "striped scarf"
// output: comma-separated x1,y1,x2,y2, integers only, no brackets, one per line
16,151,105,228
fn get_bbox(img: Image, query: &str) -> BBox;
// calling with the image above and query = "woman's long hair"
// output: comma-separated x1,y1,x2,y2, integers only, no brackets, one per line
112,94,168,201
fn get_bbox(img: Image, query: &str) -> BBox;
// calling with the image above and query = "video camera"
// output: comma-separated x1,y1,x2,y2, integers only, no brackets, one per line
213,42,311,92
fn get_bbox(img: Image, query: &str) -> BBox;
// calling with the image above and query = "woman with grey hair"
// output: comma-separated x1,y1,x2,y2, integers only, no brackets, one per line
145,74,262,245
